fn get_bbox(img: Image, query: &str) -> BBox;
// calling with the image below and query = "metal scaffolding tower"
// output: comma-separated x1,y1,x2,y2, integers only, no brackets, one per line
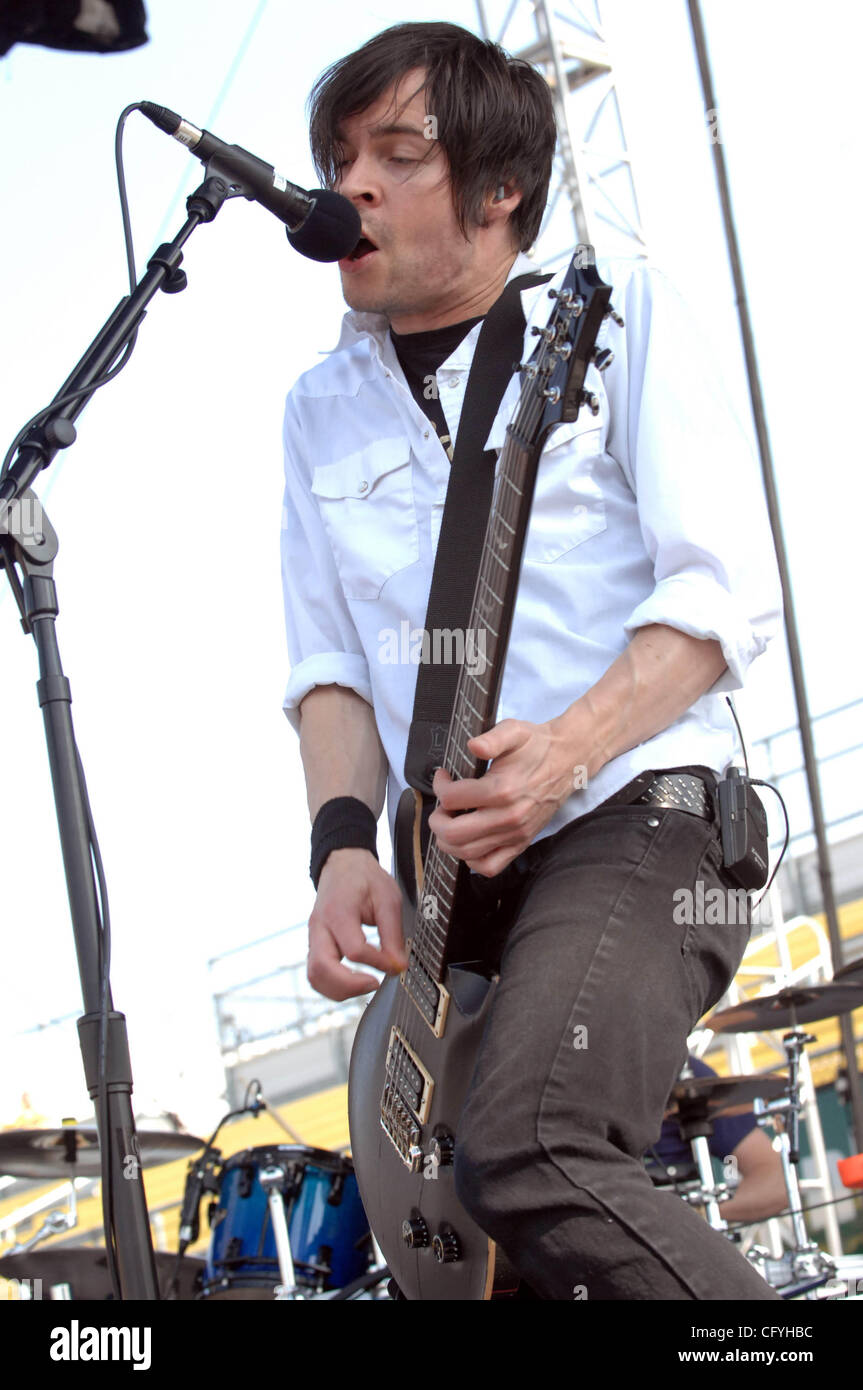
475,0,647,269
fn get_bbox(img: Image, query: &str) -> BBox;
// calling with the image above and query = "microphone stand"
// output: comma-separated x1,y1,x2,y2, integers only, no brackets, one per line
0,170,240,1299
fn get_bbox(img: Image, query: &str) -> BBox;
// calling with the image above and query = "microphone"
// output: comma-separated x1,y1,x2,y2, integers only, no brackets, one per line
177,1159,206,1250
139,101,361,263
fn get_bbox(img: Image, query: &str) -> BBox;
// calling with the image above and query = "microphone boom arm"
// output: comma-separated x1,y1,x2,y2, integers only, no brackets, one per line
0,170,244,1301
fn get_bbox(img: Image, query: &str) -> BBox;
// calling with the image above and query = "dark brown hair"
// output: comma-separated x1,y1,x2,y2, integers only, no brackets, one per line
307,22,556,251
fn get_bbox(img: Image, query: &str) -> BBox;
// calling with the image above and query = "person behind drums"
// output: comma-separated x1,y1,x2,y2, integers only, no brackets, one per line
646,1055,787,1224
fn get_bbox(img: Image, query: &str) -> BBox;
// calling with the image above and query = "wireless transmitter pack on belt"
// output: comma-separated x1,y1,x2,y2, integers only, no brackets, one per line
716,766,770,891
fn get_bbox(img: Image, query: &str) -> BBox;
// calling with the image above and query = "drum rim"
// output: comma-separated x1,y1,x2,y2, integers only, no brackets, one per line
218,1144,354,1174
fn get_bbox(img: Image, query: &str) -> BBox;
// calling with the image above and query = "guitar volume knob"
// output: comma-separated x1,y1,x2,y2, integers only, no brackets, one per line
402,1216,430,1249
432,1229,461,1264
431,1133,455,1167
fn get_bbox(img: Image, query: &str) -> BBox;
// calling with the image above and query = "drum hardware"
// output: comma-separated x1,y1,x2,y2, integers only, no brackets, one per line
0,1247,205,1301
259,1163,301,1299
811,1252,863,1300
672,1106,731,1230
0,1126,205,1269
0,1125,206,1181
4,1184,82,1256
748,1030,837,1294
666,1074,788,1120
743,1246,836,1300
321,1259,392,1300
834,958,863,984
707,983,863,1298
198,1144,374,1300
167,1082,379,1300
665,1074,788,1231
708,979,863,1035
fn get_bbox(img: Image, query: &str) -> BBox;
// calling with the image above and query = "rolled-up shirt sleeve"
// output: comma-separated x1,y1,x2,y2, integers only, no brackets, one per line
603,262,782,690
280,392,372,732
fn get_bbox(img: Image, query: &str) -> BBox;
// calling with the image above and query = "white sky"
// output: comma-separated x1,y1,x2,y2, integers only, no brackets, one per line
0,0,861,1128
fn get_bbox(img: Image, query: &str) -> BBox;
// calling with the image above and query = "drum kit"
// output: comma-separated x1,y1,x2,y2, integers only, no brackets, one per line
2,969,862,1301
187,1142,383,1300
656,967,863,1300
0,1095,388,1301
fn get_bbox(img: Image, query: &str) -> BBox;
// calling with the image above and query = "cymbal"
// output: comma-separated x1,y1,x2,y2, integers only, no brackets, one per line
667,1073,787,1120
0,1128,204,1180
834,958,863,983
708,982,863,1034
0,1247,204,1301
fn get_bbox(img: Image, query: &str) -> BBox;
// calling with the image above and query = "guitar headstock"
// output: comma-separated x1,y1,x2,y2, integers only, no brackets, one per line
514,248,621,451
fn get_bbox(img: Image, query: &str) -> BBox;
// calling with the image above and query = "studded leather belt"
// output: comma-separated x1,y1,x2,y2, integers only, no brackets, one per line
631,772,714,821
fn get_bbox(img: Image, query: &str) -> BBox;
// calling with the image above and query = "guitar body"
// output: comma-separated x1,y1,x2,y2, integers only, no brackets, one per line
347,258,615,1300
349,789,519,1299
349,972,499,1299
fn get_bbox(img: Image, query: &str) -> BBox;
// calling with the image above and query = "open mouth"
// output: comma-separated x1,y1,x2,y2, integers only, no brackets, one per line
346,234,378,262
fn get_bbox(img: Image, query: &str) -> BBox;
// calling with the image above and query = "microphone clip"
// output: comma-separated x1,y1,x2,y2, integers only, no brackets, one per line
185,157,250,225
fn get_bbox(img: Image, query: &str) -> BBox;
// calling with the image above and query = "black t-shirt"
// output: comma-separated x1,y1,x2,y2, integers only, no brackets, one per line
389,316,483,461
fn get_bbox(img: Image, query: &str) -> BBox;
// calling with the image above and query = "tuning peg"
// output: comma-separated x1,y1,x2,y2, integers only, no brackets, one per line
580,390,600,416
604,305,624,327
592,348,614,372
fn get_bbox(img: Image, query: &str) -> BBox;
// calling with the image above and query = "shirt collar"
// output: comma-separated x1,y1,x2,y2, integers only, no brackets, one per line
327,250,543,361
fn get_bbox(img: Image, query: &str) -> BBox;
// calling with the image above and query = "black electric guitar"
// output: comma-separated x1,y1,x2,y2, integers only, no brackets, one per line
348,255,616,1299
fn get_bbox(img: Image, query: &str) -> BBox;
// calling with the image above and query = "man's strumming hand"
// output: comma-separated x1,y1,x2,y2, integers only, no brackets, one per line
307,848,407,1001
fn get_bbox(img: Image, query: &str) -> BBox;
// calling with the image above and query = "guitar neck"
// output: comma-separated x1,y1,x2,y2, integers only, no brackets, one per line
407,265,612,987
411,427,540,982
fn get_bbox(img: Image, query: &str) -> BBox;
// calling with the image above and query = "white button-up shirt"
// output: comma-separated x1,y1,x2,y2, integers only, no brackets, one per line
280,253,782,843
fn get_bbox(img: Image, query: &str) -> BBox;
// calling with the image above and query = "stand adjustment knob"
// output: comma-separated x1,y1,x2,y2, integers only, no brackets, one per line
43,419,77,449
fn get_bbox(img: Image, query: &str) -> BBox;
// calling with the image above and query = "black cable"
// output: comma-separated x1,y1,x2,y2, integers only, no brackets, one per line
31,105,148,1299
163,1081,273,1298
723,1182,863,1235
115,104,141,295
724,695,791,908
73,742,120,1300
0,102,146,486
324,1265,391,1300
750,778,791,909
0,335,139,484
725,695,750,776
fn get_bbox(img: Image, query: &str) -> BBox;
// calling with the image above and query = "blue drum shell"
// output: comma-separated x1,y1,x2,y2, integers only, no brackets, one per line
203,1144,370,1296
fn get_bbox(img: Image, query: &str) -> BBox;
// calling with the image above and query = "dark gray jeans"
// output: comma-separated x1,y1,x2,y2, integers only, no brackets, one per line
453,767,780,1300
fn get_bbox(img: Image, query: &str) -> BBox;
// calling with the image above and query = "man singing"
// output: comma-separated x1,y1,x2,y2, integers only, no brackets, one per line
280,21,782,1299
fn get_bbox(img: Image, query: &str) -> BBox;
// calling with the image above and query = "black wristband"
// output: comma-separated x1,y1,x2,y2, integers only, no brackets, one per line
310,796,378,889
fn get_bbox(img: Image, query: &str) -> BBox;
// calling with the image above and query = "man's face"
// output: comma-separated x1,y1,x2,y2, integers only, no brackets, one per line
333,70,499,331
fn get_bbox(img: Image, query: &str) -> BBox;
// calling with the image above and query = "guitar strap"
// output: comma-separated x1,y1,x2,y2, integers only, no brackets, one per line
404,270,553,796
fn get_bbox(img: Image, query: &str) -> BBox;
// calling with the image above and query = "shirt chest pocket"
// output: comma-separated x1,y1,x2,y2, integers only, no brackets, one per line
311,439,419,600
523,422,607,564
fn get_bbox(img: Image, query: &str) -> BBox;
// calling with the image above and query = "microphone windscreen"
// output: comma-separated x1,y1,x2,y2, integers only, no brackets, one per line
286,189,361,263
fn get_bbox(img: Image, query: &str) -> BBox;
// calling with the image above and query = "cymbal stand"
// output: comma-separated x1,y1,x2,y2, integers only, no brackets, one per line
752,1028,835,1291
674,1098,730,1230
7,1181,79,1255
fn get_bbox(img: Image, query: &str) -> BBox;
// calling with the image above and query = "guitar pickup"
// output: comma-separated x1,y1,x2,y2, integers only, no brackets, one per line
380,1028,435,1171
401,942,450,1037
